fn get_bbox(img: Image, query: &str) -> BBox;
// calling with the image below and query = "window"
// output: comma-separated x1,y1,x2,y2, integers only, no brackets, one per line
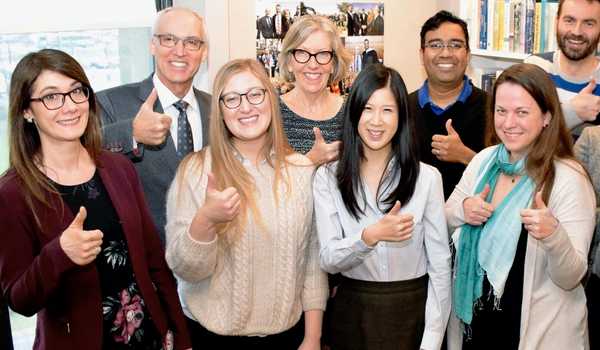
0,27,153,174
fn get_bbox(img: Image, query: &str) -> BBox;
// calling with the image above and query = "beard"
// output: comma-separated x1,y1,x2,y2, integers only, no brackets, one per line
557,29,600,61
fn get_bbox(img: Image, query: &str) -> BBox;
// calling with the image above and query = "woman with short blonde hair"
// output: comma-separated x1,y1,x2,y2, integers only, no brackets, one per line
278,15,351,166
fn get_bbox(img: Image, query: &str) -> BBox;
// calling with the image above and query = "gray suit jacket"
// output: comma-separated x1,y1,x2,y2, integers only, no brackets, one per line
574,125,600,277
96,75,211,244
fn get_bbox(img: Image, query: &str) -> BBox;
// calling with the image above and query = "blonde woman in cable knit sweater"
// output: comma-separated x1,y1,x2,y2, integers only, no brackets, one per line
164,58,328,350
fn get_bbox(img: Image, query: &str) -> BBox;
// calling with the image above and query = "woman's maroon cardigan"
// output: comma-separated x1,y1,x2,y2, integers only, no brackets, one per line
0,151,191,349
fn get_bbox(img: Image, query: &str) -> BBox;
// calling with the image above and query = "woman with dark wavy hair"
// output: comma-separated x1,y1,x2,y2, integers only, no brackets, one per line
313,63,451,350
0,49,190,349
446,63,595,350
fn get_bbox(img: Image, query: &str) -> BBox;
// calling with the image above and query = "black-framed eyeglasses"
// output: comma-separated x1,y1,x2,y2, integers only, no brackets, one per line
30,86,90,110
154,33,205,51
291,49,334,65
220,87,267,109
423,40,467,52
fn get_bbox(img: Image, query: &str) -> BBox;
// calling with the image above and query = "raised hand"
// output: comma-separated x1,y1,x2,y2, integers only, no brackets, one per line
362,201,414,246
59,207,104,265
431,119,475,165
520,191,559,240
571,79,600,122
463,184,494,226
201,172,241,225
305,127,341,165
132,88,173,145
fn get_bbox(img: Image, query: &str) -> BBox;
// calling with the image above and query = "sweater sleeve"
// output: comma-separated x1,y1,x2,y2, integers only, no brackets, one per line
444,148,491,234
0,185,77,316
420,169,452,350
302,217,328,311
539,161,596,290
165,158,219,283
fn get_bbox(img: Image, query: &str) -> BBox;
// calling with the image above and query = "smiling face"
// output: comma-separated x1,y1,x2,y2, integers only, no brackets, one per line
556,0,600,61
151,8,206,97
221,70,272,148
494,82,550,162
288,30,334,94
26,70,89,148
420,22,469,88
358,86,399,157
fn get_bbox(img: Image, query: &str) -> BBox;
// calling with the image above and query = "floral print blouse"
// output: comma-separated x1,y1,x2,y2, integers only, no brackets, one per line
55,171,168,349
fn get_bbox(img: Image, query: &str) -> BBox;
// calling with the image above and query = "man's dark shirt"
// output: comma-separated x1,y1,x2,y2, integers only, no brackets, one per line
409,77,488,199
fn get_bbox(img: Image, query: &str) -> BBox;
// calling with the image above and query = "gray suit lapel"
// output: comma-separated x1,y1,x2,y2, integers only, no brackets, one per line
194,88,210,147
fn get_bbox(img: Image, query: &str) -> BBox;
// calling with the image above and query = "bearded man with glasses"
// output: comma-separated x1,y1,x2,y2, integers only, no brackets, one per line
408,10,488,200
96,6,211,245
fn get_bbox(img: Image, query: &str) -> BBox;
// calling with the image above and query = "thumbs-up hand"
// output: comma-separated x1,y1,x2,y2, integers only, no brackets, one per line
462,184,495,226
201,173,241,225
431,119,475,165
361,201,414,246
305,127,342,165
520,191,559,240
571,79,600,122
59,207,104,266
132,88,173,145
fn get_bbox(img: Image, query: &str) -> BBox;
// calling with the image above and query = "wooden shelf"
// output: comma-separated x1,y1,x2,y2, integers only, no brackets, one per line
471,49,529,61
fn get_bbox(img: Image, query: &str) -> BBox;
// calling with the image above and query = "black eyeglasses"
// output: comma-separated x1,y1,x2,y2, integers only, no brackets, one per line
154,33,205,51
291,49,334,65
30,86,90,110
220,87,267,109
423,40,467,52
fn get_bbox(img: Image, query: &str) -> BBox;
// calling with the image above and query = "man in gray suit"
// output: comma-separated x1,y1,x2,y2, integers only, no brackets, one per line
97,7,210,244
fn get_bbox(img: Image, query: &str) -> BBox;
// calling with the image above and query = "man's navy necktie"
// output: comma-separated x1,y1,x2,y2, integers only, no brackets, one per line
173,100,193,158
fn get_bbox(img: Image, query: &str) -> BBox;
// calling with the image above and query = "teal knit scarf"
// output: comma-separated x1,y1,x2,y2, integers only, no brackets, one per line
453,144,535,325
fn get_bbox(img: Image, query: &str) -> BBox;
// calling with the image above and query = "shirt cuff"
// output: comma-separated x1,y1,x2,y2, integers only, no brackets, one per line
419,329,443,350
354,234,375,255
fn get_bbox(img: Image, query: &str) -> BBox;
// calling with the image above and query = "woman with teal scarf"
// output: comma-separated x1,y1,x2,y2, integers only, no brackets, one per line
445,63,596,350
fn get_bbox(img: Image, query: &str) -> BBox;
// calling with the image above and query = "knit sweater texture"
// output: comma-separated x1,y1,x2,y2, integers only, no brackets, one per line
165,150,328,336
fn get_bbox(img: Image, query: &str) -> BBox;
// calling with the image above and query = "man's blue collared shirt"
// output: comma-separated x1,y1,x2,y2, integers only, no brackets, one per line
417,76,472,116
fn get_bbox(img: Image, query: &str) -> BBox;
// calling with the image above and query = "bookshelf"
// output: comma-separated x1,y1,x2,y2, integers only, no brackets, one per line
459,0,560,90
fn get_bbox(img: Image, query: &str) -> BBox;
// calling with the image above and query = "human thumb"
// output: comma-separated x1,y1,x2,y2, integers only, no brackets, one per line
389,200,402,215
70,206,87,229
534,191,547,209
582,79,596,95
313,127,325,144
446,118,457,135
144,88,158,108
206,172,218,193
478,184,491,201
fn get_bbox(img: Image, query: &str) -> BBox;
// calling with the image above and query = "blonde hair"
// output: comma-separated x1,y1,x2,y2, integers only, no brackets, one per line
177,59,294,240
278,15,351,85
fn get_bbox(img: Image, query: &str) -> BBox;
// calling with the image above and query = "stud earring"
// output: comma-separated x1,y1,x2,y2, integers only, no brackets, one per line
25,116,33,123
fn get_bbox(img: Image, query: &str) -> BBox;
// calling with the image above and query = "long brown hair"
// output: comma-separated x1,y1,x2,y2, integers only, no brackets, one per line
177,59,294,240
485,63,576,202
5,49,102,225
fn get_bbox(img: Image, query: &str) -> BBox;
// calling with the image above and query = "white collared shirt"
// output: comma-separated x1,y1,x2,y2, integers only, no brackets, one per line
152,74,203,151
313,160,451,350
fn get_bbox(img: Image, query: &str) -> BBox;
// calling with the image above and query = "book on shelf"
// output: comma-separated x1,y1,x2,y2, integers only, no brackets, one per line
472,68,503,92
472,0,558,56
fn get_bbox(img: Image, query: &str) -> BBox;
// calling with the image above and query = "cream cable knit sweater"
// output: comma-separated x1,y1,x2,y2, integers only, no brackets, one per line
165,150,328,336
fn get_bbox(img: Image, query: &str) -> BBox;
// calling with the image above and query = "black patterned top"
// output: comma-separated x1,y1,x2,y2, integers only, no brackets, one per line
54,171,164,350
279,96,345,154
